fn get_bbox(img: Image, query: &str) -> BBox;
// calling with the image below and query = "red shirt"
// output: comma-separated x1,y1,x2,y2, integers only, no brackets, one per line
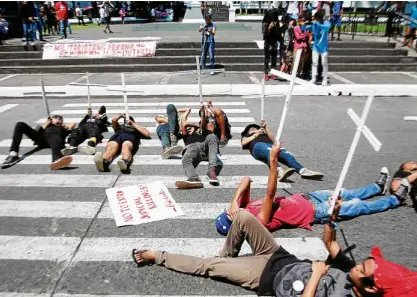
55,1,68,21
245,194,315,231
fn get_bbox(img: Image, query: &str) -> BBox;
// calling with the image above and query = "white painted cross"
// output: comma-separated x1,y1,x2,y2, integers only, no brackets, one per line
328,94,382,215
68,72,108,109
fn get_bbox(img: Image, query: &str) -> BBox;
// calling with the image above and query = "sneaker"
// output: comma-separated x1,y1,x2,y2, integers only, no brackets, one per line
310,79,317,85
321,77,328,86
393,179,410,204
1,155,20,169
278,167,296,182
161,145,183,159
376,167,390,195
61,146,78,156
49,156,72,170
210,71,215,75
300,168,324,180
117,158,133,173
78,144,96,155
94,152,105,172
206,169,219,185
23,41,29,46
29,41,35,46
170,133,178,146
264,74,270,81
175,178,204,189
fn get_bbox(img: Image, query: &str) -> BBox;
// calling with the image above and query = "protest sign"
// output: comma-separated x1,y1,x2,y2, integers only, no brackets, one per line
105,181,183,227
43,41,156,59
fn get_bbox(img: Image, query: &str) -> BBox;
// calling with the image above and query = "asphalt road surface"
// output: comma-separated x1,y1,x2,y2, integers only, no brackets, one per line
0,92,416,296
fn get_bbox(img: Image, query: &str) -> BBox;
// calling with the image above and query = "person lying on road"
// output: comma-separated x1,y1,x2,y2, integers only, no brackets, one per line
1,115,75,170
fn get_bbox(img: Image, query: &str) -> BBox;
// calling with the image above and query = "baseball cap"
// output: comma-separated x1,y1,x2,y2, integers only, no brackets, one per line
215,212,232,235
371,246,417,297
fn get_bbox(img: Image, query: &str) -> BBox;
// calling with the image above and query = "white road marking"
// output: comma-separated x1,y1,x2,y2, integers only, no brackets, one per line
0,104,19,114
404,116,417,121
247,72,261,84
0,201,230,219
66,73,91,86
63,102,246,107
36,117,255,124
0,174,117,188
0,154,266,166
328,72,355,84
0,74,17,82
52,108,251,115
0,174,290,189
0,236,328,261
401,72,417,80
0,139,243,148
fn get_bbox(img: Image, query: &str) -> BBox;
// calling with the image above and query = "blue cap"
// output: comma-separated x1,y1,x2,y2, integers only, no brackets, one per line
215,212,232,235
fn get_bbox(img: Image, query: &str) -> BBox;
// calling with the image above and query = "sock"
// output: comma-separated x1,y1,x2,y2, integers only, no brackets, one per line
9,151,18,157
299,168,306,174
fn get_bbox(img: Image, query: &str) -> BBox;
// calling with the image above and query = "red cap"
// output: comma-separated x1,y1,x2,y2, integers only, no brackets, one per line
371,246,417,297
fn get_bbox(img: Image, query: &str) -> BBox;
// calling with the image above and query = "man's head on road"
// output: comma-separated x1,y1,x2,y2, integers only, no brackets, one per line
241,124,261,138
215,211,232,235
51,115,63,126
348,258,379,296
206,122,216,133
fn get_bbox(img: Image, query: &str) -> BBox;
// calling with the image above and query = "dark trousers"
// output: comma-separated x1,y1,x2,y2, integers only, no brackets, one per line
77,16,85,25
10,122,64,162
68,125,101,147
264,42,277,74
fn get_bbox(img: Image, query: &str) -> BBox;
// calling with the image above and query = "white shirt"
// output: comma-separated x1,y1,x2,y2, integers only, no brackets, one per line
75,7,82,16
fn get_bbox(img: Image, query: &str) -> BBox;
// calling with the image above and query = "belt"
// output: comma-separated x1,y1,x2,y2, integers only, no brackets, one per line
301,193,316,216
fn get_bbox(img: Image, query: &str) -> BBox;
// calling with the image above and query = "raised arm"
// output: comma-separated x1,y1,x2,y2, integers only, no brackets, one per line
129,121,150,138
227,177,251,219
112,114,124,130
178,108,192,119
258,144,280,224
323,197,343,259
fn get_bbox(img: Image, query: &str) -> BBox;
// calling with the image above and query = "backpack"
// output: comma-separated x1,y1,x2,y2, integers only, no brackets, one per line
273,262,354,297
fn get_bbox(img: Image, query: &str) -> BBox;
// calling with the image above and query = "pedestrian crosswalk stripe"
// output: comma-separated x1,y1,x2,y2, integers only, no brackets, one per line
52,108,251,115
0,139,244,148
63,102,247,107
0,294,256,297
36,117,256,124
23,127,247,134
0,175,290,189
0,154,266,166
0,201,230,219
0,236,328,262
0,104,19,114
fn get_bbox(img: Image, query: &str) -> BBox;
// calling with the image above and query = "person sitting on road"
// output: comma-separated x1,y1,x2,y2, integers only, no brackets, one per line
1,115,75,170
155,104,191,159
132,195,417,297
94,113,149,173
175,105,223,189
201,100,232,147
65,105,109,156
215,144,408,236
241,121,323,181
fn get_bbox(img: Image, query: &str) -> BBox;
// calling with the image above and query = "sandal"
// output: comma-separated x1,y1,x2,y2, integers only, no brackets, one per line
132,249,153,267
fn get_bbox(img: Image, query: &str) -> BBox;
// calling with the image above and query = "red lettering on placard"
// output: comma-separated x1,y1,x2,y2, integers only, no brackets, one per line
134,195,150,220
159,189,177,212
116,191,133,222
140,185,157,209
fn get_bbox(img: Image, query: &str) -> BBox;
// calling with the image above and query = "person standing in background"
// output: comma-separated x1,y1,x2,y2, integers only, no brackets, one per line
119,6,126,24
201,1,207,18
55,0,69,39
33,2,46,41
293,14,310,78
330,1,343,41
199,14,216,76
20,1,35,46
102,1,114,33
262,9,281,81
75,3,86,26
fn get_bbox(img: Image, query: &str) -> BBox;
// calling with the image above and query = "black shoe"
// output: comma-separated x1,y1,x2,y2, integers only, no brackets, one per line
214,165,223,176
206,169,219,185
1,155,20,169
393,181,410,204
117,158,133,173
376,167,390,195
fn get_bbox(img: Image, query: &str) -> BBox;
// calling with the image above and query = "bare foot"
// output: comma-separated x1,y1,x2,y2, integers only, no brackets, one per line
133,249,156,264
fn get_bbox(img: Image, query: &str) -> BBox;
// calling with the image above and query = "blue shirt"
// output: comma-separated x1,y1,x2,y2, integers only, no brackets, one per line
332,1,343,15
201,22,216,43
410,6,417,28
302,21,331,53
34,3,40,18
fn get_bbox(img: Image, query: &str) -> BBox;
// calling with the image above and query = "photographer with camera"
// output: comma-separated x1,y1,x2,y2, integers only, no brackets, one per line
240,121,323,181
262,9,282,81
199,14,216,76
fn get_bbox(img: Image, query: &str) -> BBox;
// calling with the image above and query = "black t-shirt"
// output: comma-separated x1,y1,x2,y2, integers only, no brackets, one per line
114,125,142,139
393,170,412,179
258,247,355,296
183,133,207,146
242,133,273,153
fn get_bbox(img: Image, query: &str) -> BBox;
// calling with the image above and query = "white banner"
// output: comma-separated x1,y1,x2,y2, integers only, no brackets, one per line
105,181,183,227
42,41,157,59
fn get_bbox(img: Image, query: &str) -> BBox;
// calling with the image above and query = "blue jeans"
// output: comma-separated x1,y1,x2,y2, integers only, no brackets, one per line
32,19,43,40
22,21,34,43
60,20,68,38
201,41,215,70
251,142,304,172
307,183,400,221
156,104,179,149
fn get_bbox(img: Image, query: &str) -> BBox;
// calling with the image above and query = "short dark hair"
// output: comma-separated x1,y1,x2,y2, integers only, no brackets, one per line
314,9,325,20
